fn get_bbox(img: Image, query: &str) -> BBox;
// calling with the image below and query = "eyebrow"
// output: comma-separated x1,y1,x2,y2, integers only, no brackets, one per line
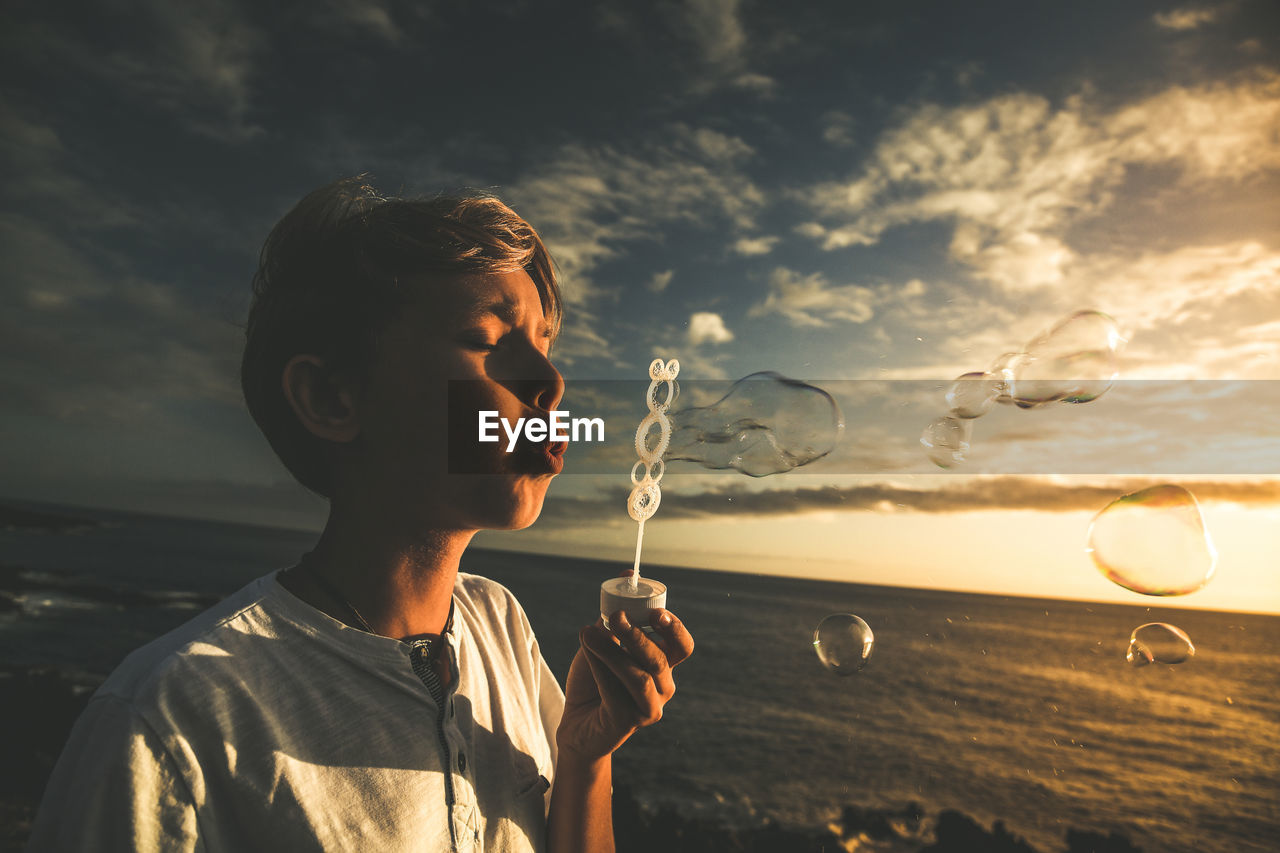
460,297,554,339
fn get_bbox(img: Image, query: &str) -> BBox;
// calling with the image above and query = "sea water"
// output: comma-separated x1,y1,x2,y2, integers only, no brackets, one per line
2,503,1277,852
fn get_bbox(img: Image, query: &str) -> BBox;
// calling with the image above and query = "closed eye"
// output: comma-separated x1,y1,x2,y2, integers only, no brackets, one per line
461,335,499,352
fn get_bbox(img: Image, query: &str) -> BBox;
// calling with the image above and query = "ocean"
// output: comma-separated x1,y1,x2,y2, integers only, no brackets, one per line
2,502,1277,852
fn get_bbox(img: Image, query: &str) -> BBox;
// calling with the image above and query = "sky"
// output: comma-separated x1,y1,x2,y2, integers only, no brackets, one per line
2,0,1278,612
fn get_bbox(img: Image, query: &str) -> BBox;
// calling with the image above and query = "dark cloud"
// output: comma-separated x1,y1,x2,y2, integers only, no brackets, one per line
539,477,1280,523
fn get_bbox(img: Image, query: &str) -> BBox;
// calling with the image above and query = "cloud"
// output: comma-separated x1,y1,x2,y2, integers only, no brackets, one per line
539,476,1280,524
317,0,413,43
732,235,779,256
688,312,735,346
1071,240,1280,378
3,0,266,143
675,0,777,95
1108,77,1280,177
801,74,1280,291
649,269,675,292
0,213,244,423
94,0,265,142
0,98,140,228
4,1,423,146
820,110,857,147
749,267,875,327
552,306,630,369
503,124,764,362
1153,7,1221,30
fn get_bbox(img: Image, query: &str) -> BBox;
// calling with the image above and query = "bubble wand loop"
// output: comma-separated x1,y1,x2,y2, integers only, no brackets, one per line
626,358,679,592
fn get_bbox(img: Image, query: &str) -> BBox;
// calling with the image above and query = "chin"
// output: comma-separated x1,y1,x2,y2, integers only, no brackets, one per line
457,476,551,531
498,491,551,531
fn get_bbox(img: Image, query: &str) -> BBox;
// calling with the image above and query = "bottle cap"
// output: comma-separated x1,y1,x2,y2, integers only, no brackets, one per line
600,576,667,632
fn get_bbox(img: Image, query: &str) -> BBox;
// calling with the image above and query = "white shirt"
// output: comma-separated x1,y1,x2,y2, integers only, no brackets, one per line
27,570,565,852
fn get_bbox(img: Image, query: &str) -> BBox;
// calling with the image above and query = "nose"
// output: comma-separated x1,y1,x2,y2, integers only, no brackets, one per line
519,345,565,413
535,359,565,412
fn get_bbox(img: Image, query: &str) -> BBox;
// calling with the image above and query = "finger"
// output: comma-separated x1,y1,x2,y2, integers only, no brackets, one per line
579,626,639,716
602,613,676,702
647,609,694,668
606,611,670,677
581,624,666,719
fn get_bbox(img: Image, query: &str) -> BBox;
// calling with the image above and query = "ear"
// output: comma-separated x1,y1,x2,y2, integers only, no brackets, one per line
281,354,362,443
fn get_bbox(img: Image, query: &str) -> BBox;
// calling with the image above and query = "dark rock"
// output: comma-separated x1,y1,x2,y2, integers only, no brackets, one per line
921,809,1038,853
612,785,843,853
837,800,925,840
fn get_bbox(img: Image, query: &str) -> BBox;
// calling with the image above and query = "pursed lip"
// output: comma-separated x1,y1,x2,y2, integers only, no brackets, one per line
513,439,566,475
542,441,567,474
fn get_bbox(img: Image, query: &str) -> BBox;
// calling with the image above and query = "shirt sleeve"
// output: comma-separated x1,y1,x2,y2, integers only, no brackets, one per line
26,694,203,852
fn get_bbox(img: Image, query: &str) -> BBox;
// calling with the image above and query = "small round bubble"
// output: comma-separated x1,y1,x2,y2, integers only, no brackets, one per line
921,416,972,468
813,613,875,675
1086,484,1217,596
1126,622,1195,666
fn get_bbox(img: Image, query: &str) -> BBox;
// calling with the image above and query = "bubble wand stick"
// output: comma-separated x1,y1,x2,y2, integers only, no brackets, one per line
600,358,678,631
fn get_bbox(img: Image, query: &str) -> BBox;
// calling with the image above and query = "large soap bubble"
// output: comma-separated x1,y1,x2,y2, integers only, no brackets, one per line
666,372,843,477
813,613,875,675
1010,310,1123,408
1086,484,1218,596
1126,622,1196,666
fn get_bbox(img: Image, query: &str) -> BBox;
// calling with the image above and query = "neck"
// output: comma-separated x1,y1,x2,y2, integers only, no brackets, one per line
283,498,476,642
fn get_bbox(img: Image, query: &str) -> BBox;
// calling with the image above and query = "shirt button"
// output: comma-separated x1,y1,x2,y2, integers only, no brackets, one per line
458,753,467,772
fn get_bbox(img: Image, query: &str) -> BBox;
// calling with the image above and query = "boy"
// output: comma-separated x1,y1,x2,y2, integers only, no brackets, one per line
28,177,693,851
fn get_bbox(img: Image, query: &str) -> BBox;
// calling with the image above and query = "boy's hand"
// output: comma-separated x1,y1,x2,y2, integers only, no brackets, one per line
557,605,694,762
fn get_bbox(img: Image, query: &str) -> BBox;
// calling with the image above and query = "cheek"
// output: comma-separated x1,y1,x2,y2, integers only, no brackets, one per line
446,382,494,473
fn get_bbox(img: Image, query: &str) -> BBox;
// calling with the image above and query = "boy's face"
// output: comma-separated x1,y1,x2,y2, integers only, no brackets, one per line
343,268,565,533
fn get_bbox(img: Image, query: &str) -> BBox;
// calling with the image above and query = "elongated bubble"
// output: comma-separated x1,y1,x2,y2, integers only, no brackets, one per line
1126,622,1195,666
1011,310,1124,407
1086,484,1218,596
666,372,843,477
813,613,875,675
920,416,972,469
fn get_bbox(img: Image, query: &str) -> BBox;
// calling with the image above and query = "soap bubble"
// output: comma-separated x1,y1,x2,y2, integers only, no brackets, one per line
1126,622,1195,666
1086,484,1218,596
946,372,1000,418
1011,310,1123,407
813,613,874,675
666,372,843,477
920,416,972,468
988,352,1026,405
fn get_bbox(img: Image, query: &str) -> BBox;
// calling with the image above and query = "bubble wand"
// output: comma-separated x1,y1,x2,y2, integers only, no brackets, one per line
600,358,678,631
